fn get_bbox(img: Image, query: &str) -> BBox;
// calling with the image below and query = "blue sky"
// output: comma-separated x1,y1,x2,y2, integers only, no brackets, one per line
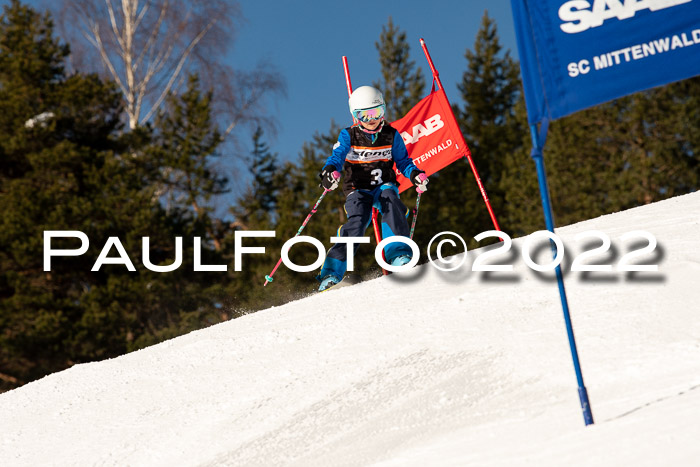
231,0,518,163
4,0,519,167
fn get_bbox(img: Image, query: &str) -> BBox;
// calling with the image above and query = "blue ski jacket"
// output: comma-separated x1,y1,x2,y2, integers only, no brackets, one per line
323,123,418,196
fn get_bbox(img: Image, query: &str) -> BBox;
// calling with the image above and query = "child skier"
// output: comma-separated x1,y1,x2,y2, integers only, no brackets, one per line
317,85,429,291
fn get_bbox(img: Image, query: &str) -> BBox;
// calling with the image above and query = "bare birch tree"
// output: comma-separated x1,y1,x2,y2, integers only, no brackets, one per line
51,0,284,137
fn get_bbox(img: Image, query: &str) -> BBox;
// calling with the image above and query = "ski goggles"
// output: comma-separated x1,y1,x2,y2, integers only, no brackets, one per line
352,104,385,123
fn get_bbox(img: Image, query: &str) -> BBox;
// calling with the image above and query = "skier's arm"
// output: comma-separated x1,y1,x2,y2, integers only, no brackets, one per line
323,129,351,171
391,130,419,177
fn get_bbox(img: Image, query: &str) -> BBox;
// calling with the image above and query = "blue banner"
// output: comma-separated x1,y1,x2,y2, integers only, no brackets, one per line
511,0,700,124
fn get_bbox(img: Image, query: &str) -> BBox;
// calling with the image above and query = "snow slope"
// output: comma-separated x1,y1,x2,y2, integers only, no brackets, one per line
2,192,700,466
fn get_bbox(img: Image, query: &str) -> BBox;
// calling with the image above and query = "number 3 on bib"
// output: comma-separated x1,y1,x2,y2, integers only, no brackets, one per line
370,168,383,185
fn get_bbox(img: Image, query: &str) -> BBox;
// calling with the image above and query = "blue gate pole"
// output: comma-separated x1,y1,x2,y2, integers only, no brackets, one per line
529,120,594,426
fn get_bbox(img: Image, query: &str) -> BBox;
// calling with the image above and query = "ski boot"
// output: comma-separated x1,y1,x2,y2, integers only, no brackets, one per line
390,255,412,267
319,275,342,292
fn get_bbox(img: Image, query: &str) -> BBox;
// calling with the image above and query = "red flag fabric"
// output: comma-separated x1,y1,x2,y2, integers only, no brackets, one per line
391,90,470,193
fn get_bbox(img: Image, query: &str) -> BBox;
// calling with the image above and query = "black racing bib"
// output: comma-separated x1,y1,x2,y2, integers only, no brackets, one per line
342,125,398,195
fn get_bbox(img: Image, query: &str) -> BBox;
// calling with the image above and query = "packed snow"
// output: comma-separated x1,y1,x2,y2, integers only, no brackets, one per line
1,192,699,466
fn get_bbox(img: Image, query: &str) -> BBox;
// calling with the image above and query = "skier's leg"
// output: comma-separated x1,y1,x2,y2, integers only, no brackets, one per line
375,184,413,263
318,190,373,281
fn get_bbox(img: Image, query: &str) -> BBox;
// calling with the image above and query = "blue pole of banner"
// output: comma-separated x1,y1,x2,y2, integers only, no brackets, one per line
529,119,594,426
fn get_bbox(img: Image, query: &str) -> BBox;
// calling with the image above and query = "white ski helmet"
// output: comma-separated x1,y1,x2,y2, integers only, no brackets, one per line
348,86,385,116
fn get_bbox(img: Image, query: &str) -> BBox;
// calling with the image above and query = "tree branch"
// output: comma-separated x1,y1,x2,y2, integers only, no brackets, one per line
140,18,216,125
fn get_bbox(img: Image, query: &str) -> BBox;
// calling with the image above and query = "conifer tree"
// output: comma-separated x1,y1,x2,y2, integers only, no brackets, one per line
0,25,151,386
457,12,520,177
154,75,227,221
150,74,228,251
621,80,700,205
497,95,542,236
232,127,280,230
455,11,521,226
0,0,69,181
0,2,226,390
249,127,279,217
373,17,425,121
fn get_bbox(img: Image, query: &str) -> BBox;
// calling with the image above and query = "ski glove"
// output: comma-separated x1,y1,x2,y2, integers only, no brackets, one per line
320,166,341,191
410,169,429,193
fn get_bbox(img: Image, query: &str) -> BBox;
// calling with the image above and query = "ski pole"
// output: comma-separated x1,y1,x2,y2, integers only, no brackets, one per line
409,192,422,240
263,188,330,286
371,207,389,276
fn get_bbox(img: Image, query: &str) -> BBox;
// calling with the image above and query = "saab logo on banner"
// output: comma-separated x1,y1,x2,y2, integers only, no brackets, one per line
400,114,444,145
390,91,469,193
511,0,700,124
559,0,692,34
